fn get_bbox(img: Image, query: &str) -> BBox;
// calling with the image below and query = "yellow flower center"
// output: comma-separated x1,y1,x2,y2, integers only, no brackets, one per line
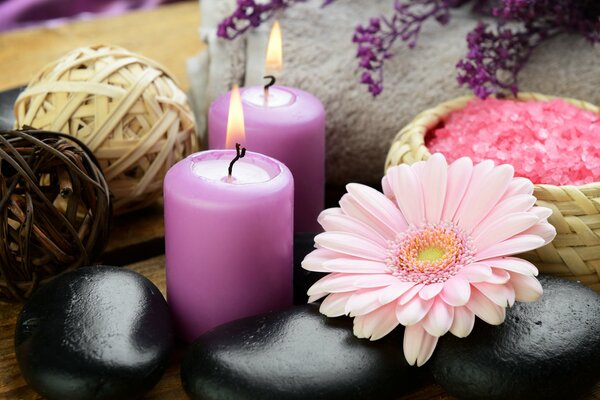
417,247,446,262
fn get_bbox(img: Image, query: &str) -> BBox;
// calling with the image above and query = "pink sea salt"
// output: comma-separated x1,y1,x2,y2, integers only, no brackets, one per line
427,98,600,186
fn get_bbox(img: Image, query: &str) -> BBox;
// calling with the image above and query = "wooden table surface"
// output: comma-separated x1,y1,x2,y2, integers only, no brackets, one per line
0,2,598,400
0,2,203,92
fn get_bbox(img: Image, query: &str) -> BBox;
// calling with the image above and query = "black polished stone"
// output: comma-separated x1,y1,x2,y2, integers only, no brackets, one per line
15,266,174,400
431,275,600,400
181,304,428,400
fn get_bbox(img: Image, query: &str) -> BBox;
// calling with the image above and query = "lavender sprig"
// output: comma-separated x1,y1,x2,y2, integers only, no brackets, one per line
217,0,333,40
458,0,600,97
456,22,546,98
352,0,460,96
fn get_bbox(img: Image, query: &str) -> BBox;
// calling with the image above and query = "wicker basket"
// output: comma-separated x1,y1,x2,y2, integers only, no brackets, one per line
385,92,600,293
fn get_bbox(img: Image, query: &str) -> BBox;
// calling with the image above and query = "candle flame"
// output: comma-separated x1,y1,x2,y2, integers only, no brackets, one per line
265,20,283,75
225,84,245,149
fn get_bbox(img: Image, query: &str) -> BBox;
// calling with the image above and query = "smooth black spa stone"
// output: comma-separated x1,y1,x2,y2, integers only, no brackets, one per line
181,304,428,400
430,275,600,400
15,266,174,400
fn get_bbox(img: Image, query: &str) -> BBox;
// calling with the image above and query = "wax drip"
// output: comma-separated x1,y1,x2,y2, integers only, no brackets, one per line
228,143,246,176
263,75,276,105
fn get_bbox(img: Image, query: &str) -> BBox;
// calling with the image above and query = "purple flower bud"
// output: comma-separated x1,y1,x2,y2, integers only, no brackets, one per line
361,72,374,84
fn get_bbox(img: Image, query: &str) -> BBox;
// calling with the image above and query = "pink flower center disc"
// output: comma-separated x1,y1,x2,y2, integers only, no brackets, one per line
386,223,475,284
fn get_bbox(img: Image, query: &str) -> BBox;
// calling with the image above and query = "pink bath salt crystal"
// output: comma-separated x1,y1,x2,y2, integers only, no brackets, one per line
427,98,600,186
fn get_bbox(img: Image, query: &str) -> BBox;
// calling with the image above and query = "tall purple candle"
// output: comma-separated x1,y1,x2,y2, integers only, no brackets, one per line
208,85,325,232
164,149,294,342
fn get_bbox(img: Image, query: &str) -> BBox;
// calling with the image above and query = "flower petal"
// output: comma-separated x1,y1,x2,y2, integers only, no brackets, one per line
398,283,425,305
382,175,394,200
346,183,408,234
318,212,388,247
318,207,344,219
353,314,367,338
354,274,400,288
416,333,438,367
307,274,349,295
308,291,328,303
509,272,543,302
442,157,473,221
466,287,506,325
421,153,448,223
473,212,540,252
396,296,434,325
403,323,438,367
362,302,400,340
419,282,445,300
486,268,511,284
456,263,493,283
308,273,396,295
472,282,515,307
302,248,340,272
345,288,385,316
319,292,353,317
315,232,386,261
530,206,553,221
472,194,538,237
450,159,493,223
485,257,539,276
449,306,475,337
440,277,471,306
387,164,425,226
474,235,546,261
378,282,417,305
500,177,534,200
457,164,515,233
339,194,396,239
323,258,389,274
422,298,454,337
521,222,556,245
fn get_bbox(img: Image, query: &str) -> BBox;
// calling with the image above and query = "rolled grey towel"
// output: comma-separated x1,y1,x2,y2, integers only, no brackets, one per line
190,0,600,186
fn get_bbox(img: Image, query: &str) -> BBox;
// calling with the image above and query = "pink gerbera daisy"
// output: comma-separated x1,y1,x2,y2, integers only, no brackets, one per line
303,153,556,366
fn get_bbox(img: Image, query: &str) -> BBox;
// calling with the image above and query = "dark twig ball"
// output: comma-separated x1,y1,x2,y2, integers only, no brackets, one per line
0,128,111,302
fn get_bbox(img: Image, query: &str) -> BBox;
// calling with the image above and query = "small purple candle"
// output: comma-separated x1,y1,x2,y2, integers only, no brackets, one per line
164,88,294,342
208,23,325,232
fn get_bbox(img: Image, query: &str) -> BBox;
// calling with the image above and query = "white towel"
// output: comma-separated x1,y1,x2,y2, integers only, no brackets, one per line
189,0,600,186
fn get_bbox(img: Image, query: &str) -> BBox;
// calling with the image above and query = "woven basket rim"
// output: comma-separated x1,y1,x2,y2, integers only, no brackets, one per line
385,91,600,191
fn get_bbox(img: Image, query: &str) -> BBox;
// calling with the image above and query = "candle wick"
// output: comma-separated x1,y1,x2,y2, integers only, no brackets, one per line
263,75,276,106
228,143,247,176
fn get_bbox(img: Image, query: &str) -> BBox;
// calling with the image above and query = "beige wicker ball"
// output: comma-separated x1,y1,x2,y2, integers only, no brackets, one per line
14,44,197,213
385,92,600,293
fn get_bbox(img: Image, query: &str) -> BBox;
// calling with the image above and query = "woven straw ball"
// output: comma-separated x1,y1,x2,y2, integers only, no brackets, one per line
0,129,111,302
385,92,600,293
14,45,197,213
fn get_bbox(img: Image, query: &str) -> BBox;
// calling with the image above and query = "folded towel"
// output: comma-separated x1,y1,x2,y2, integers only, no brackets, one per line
189,0,600,186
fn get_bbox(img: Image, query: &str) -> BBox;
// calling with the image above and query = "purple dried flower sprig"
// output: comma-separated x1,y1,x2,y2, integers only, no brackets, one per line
353,0,459,96
217,0,332,40
456,22,544,98
457,0,600,98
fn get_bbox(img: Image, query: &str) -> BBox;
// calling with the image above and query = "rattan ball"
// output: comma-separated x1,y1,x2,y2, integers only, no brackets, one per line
0,128,111,302
14,44,197,213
